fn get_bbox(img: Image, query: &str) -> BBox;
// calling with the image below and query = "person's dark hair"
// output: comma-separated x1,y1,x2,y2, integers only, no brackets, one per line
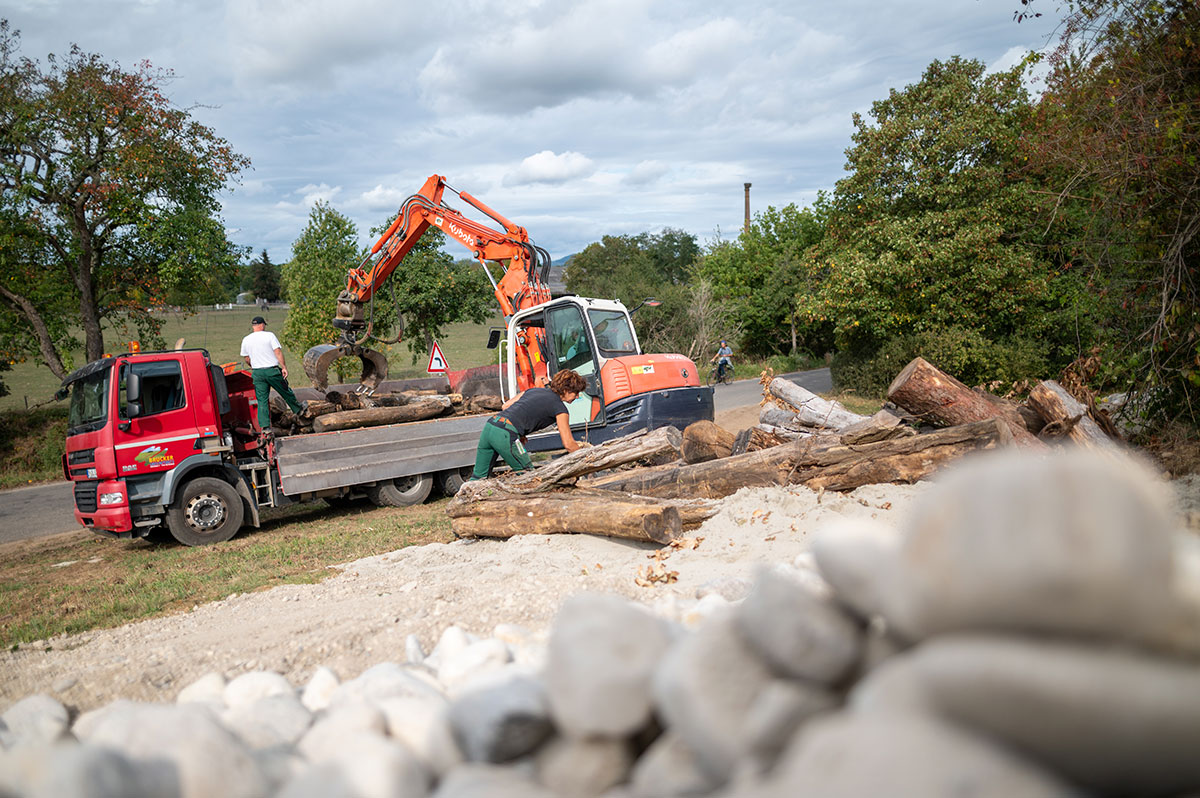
549,369,586,397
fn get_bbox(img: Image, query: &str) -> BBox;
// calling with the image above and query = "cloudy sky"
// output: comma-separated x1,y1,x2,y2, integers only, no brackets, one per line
2,0,1054,263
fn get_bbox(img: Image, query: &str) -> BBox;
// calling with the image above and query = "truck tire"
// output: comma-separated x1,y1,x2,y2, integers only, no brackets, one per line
367,473,434,507
436,466,473,497
166,477,244,546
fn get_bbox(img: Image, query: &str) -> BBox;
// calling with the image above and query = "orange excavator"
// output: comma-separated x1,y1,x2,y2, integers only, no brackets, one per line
303,174,712,449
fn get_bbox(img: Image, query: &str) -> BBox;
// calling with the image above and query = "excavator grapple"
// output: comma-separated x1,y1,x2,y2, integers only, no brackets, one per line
302,342,390,393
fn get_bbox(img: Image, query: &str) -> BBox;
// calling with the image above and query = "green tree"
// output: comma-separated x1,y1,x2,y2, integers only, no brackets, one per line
251,249,281,302
0,22,248,376
282,202,364,358
803,56,1088,389
1027,0,1200,424
698,200,830,357
565,228,699,307
365,220,493,364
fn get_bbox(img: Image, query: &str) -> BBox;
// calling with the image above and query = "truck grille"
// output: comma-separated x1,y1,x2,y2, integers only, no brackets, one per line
68,448,96,465
74,481,99,513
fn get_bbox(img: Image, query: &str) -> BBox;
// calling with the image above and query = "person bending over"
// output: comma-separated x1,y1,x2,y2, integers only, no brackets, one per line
472,369,590,480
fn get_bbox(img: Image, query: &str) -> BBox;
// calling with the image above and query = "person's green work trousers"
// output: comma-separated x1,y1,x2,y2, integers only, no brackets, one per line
472,419,533,479
251,366,302,430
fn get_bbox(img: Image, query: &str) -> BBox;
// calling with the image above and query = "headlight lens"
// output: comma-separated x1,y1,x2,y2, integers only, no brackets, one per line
99,491,124,506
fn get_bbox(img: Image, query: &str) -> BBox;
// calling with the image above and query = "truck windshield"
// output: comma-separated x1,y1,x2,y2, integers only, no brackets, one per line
67,370,110,435
588,310,637,357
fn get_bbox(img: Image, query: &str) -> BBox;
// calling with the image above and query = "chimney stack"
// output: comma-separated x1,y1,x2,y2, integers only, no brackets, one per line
743,183,752,234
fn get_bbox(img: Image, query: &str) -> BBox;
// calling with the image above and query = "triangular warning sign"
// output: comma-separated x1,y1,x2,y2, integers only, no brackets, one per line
427,341,448,373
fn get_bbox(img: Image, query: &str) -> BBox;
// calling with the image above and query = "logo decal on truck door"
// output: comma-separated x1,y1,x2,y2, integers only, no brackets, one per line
134,446,174,468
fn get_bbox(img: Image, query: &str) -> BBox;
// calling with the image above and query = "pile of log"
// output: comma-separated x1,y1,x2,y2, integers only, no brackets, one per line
268,387,503,436
447,356,1125,544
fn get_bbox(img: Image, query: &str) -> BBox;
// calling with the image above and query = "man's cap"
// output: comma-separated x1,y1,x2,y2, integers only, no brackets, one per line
251,316,267,325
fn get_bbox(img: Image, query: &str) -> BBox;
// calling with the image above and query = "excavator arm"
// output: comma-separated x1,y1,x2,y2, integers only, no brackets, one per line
303,175,555,392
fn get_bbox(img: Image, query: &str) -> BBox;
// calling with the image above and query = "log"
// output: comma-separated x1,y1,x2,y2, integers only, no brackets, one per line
312,397,452,432
468,395,503,413
838,410,915,445
681,420,736,464
301,399,339,418
886,357,1044,449
448,494,682,544
731,426,795,456
450,426,684,505
1027,380,1121,451
581,444,797,500
793,418,1014,492
760,403,801,430
765,377,869,430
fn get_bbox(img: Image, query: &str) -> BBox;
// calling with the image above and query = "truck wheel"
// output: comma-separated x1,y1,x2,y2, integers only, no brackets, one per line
367,473,434,507
166,477,244,546
436,467,473,497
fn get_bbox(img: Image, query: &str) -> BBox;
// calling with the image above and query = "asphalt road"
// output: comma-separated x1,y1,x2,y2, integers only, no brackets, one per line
0,367,833,546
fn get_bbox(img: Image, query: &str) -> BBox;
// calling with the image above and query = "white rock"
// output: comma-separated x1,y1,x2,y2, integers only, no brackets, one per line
438,638,511,693
0,694,72,747
431,763,557,798
681,593,731,627
78,701,268,798
757,712,1077,797
223,671,295,710
276,762,357,798
858,635,1200,796
176,672,226,707
628,733,720,798
535,735,633,798
0,742,179,798
221,693,312,749
884,449,1180,644
735,565,863,684
547,593,672,739
300,666,340,713
741,680,839,775
406,634,427,665
695,576,752,602
425,626,471,671
379,694,464,776
810,517,900,621
448,666,553,763
329,662,443,707
297,701,387,762
652,610,775,784
315,731,430,798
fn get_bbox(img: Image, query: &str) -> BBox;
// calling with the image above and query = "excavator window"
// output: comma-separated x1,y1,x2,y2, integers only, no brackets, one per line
547,306,595,377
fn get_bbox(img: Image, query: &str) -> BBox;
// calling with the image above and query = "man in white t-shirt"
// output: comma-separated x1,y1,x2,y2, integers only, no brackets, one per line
240,316,304,432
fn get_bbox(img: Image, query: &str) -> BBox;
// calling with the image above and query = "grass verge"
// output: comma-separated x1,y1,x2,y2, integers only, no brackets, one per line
0,499,454,649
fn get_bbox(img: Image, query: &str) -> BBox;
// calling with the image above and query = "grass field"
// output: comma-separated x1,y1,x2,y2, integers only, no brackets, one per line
0,305,505,412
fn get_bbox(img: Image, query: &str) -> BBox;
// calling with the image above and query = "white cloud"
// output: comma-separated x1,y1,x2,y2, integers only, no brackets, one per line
503,151,597,187
625,160,669,185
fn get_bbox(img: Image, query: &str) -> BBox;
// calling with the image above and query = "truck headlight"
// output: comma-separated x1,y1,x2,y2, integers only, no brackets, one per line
99,491,125,506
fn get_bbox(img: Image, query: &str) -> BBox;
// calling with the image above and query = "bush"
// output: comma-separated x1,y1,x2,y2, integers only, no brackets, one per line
832,327,1050,395
0,406,68,487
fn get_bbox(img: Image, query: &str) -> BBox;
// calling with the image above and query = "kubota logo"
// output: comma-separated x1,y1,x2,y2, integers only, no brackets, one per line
447,222,473,246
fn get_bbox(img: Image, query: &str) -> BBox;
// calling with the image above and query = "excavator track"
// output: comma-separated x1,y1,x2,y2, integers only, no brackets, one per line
303,343,390,393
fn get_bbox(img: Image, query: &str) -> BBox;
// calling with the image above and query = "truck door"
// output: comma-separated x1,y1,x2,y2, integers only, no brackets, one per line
545,304,605,426
112,357,195,478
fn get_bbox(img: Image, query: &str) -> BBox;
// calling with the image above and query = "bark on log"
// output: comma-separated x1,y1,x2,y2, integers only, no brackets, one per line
301,400,339,418
760,403,801,430
886,357,1044,449
449,494,682,544
731,426,795,456
451,426,684,505
765,378,869,430
838,410,915,445
468,395,503,413
1027,380,1121,451
793,418,1014,492
581,445,796,500
681,420,736,464
312,397,452,432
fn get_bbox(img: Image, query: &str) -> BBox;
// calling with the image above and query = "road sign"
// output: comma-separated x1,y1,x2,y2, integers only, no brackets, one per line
427,341,448,373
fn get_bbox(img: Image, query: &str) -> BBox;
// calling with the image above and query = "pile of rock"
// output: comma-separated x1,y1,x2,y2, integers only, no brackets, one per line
3,449,1199,797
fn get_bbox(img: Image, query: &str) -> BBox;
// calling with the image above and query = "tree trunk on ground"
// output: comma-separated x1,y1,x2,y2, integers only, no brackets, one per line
301,400,339,418
792,418,1014,492
760,403,801,430
731,426,795,455
681,420,736,463
450,426,684,504
312,397,452,432
838,410,915,445
1027,380,1122,451
886,357,1044,449
579,445,796,499
765,377,869,430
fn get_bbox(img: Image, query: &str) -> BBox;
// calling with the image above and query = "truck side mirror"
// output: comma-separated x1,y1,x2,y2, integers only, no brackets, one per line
124,373,143,421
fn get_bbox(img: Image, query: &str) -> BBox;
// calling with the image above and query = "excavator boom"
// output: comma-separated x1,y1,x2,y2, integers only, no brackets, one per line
305,175,553,391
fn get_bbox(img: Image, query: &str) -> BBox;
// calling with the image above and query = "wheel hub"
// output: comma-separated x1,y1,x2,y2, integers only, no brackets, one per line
186,493,226,531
